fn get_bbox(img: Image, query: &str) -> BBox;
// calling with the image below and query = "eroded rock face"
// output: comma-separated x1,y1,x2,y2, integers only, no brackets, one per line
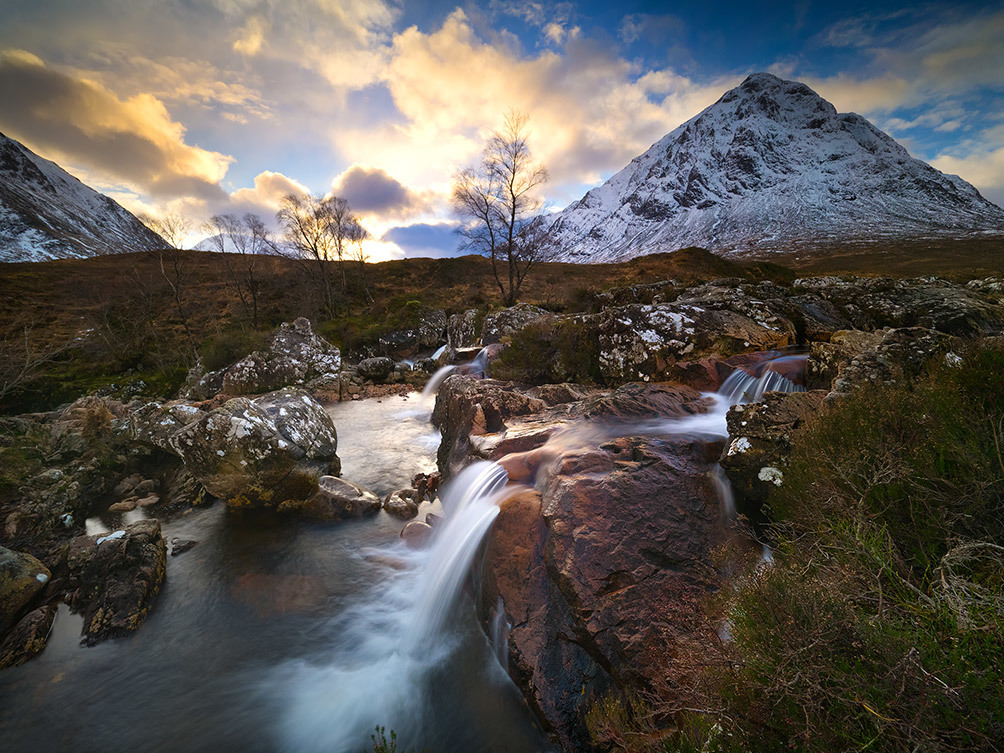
447,309,481,349
597,303,795,383
0,546,50,634
826,327,951,399
792,276,1004,336
482,437,725,750
187,318,341,398
721,390,826,506
66,519,166,644
168,388,339,509
432,375,548,477
277,475,381,521
0,603,56,668
481,304,553,344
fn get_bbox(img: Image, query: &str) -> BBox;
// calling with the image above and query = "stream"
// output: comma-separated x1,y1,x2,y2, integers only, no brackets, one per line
0,394,551,753
0,353,805,753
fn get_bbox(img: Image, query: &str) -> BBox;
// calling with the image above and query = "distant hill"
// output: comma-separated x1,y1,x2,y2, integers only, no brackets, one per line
547,72,1004,261
0,131,165,262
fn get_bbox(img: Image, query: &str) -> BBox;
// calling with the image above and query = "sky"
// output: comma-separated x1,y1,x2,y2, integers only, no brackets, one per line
0,0,1002,260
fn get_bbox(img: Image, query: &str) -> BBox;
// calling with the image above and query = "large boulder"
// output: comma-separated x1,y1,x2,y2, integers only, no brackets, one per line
128,400,206,453
277,475,381,521
447,309,482,349
597,303,795,383
221,351,308,395
0,546,50,634
720,390,827,507
482,436,726,751
187,318,341,398
378,308,447,357
432,375,548,477
65,519,167,644
168,387,339,509
481,304,553,344
357,357,395,383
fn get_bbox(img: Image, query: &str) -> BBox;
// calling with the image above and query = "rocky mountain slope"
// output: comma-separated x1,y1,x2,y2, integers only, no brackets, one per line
0,132,164,262
547,73,1004,261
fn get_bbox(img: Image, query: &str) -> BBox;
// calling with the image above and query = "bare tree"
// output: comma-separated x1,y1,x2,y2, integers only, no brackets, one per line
275,193,365,318
139,210,192,250
452,110,552,306
139,211,198,360
202,212,270,329
0,318,70,404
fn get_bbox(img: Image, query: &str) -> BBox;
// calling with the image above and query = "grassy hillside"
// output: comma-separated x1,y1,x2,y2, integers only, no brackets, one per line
0,246,788,413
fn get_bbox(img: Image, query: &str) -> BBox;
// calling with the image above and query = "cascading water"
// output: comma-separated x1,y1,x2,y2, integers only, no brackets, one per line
490,596,511,671
273,461,519,753
420,364,457,404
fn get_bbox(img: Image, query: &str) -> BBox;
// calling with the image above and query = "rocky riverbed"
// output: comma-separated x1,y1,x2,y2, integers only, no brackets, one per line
1,273,1002,752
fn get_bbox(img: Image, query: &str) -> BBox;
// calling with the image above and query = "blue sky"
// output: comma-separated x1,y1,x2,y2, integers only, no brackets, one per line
0,1,1001,259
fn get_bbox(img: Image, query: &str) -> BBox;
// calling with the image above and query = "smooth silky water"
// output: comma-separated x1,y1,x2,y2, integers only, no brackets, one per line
0,394,551,753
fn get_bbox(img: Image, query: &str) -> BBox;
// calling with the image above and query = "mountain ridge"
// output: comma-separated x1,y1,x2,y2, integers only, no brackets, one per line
0,132,164,262
547,72,1004,262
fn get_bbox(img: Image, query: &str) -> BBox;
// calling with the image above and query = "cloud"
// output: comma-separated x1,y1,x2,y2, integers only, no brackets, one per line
931,125,1004,208
230,170,309,213
330,164,430,219
380,222,460,258
618,13,687,46
353,9,736,201
0,49,231,201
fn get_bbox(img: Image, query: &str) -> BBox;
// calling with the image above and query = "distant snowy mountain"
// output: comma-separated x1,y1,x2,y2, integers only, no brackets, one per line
547,73,1004,262
0,132,164,262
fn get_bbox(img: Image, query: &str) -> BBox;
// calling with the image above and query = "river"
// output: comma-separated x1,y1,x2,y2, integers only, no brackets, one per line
0,393,551,753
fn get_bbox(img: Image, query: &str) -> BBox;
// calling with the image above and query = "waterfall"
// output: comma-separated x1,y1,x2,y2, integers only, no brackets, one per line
489,596,511,671
408,462,509,644
710,464,736,523
431,343,448,361
274,461,513,753
420,364,457,404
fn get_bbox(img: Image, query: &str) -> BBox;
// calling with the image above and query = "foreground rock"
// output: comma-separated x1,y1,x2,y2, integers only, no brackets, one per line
187,317,341,398
0,603,57,668
277,476,381,521
168,387,339,510
0,546,50,634
66,519,166,644
721,390,826,507
482,435,725,751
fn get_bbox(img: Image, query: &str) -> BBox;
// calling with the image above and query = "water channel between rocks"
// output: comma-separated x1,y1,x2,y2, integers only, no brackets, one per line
0,394,552,753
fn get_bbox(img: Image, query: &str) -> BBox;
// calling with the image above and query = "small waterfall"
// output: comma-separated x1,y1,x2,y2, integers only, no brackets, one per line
489,596,511,671
408,462,510,643
710,464,736,523
420,364,457,404
431,343,448,361
275,461,513,752
718,356,806,404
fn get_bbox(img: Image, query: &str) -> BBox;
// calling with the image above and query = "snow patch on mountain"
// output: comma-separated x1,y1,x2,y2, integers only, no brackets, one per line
0,131,165,262
547,73,1004,262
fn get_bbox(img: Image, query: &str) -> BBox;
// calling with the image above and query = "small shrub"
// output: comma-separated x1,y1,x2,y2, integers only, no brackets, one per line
200,328,270,371
492,317,602,385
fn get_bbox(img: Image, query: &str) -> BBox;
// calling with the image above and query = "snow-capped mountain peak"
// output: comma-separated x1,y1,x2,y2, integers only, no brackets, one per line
548,72,1004,261
0,131,164,262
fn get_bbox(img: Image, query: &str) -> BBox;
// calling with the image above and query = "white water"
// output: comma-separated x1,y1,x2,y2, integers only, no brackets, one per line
420,365,457,405
490,596,511,671
274,461,517,753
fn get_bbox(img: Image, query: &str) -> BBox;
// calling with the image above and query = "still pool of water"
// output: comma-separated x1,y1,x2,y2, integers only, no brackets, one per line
0,394,551,753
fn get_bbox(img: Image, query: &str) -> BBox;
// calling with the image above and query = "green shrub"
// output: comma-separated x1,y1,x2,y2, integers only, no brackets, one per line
492,317,602,385
199,327,270,371
691,339,1004,753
